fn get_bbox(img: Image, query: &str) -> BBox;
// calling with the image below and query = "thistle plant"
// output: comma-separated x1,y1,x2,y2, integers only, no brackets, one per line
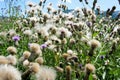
0,0,120,80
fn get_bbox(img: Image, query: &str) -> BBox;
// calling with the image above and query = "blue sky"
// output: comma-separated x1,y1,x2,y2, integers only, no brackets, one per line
0,0,120,16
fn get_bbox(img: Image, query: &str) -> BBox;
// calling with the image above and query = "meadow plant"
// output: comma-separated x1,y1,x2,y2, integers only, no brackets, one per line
0,0,120,80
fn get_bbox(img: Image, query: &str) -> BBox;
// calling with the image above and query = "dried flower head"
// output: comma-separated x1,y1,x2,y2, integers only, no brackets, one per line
88,39,101,49
62,53,70,59
29,63,40,73
85,63,96,73
36,66,56,80
23,51,31,59
55,66,64,73
23,30,32,36
7,46,17,55
0,65,21,80
6,55,17,65
29,43,41,53
23,59,30,67
0,56,8,64
35,57,44,65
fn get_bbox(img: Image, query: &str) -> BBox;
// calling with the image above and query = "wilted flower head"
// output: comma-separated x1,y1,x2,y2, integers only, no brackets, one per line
0,65,21,80
12,36,20,41
7,46,17,55
36,66,56,80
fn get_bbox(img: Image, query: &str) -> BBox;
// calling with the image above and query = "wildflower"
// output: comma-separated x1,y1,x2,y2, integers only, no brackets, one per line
36,66,56,80
7,46,17,55
40,44,47,49
99,55,105,60
12,35,20,41
0,65,21,80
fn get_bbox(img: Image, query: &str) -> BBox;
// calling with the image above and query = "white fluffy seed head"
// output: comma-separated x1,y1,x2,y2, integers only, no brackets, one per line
23,59,30,67
0,65,21,80
36,66,56,80
0,56,8,64
6,55,17,65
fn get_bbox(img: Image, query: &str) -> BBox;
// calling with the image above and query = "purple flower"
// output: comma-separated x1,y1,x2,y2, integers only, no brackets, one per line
100,55,105,59
40,44,47,49
86,21,92,27
78,64,83,69
12,36,20,41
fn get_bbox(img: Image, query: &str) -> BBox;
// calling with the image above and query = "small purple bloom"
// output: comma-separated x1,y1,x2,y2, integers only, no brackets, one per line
41,44,47,49
100,55,105,59
86,21,92,27
12,36,20,41
79,64,82,69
